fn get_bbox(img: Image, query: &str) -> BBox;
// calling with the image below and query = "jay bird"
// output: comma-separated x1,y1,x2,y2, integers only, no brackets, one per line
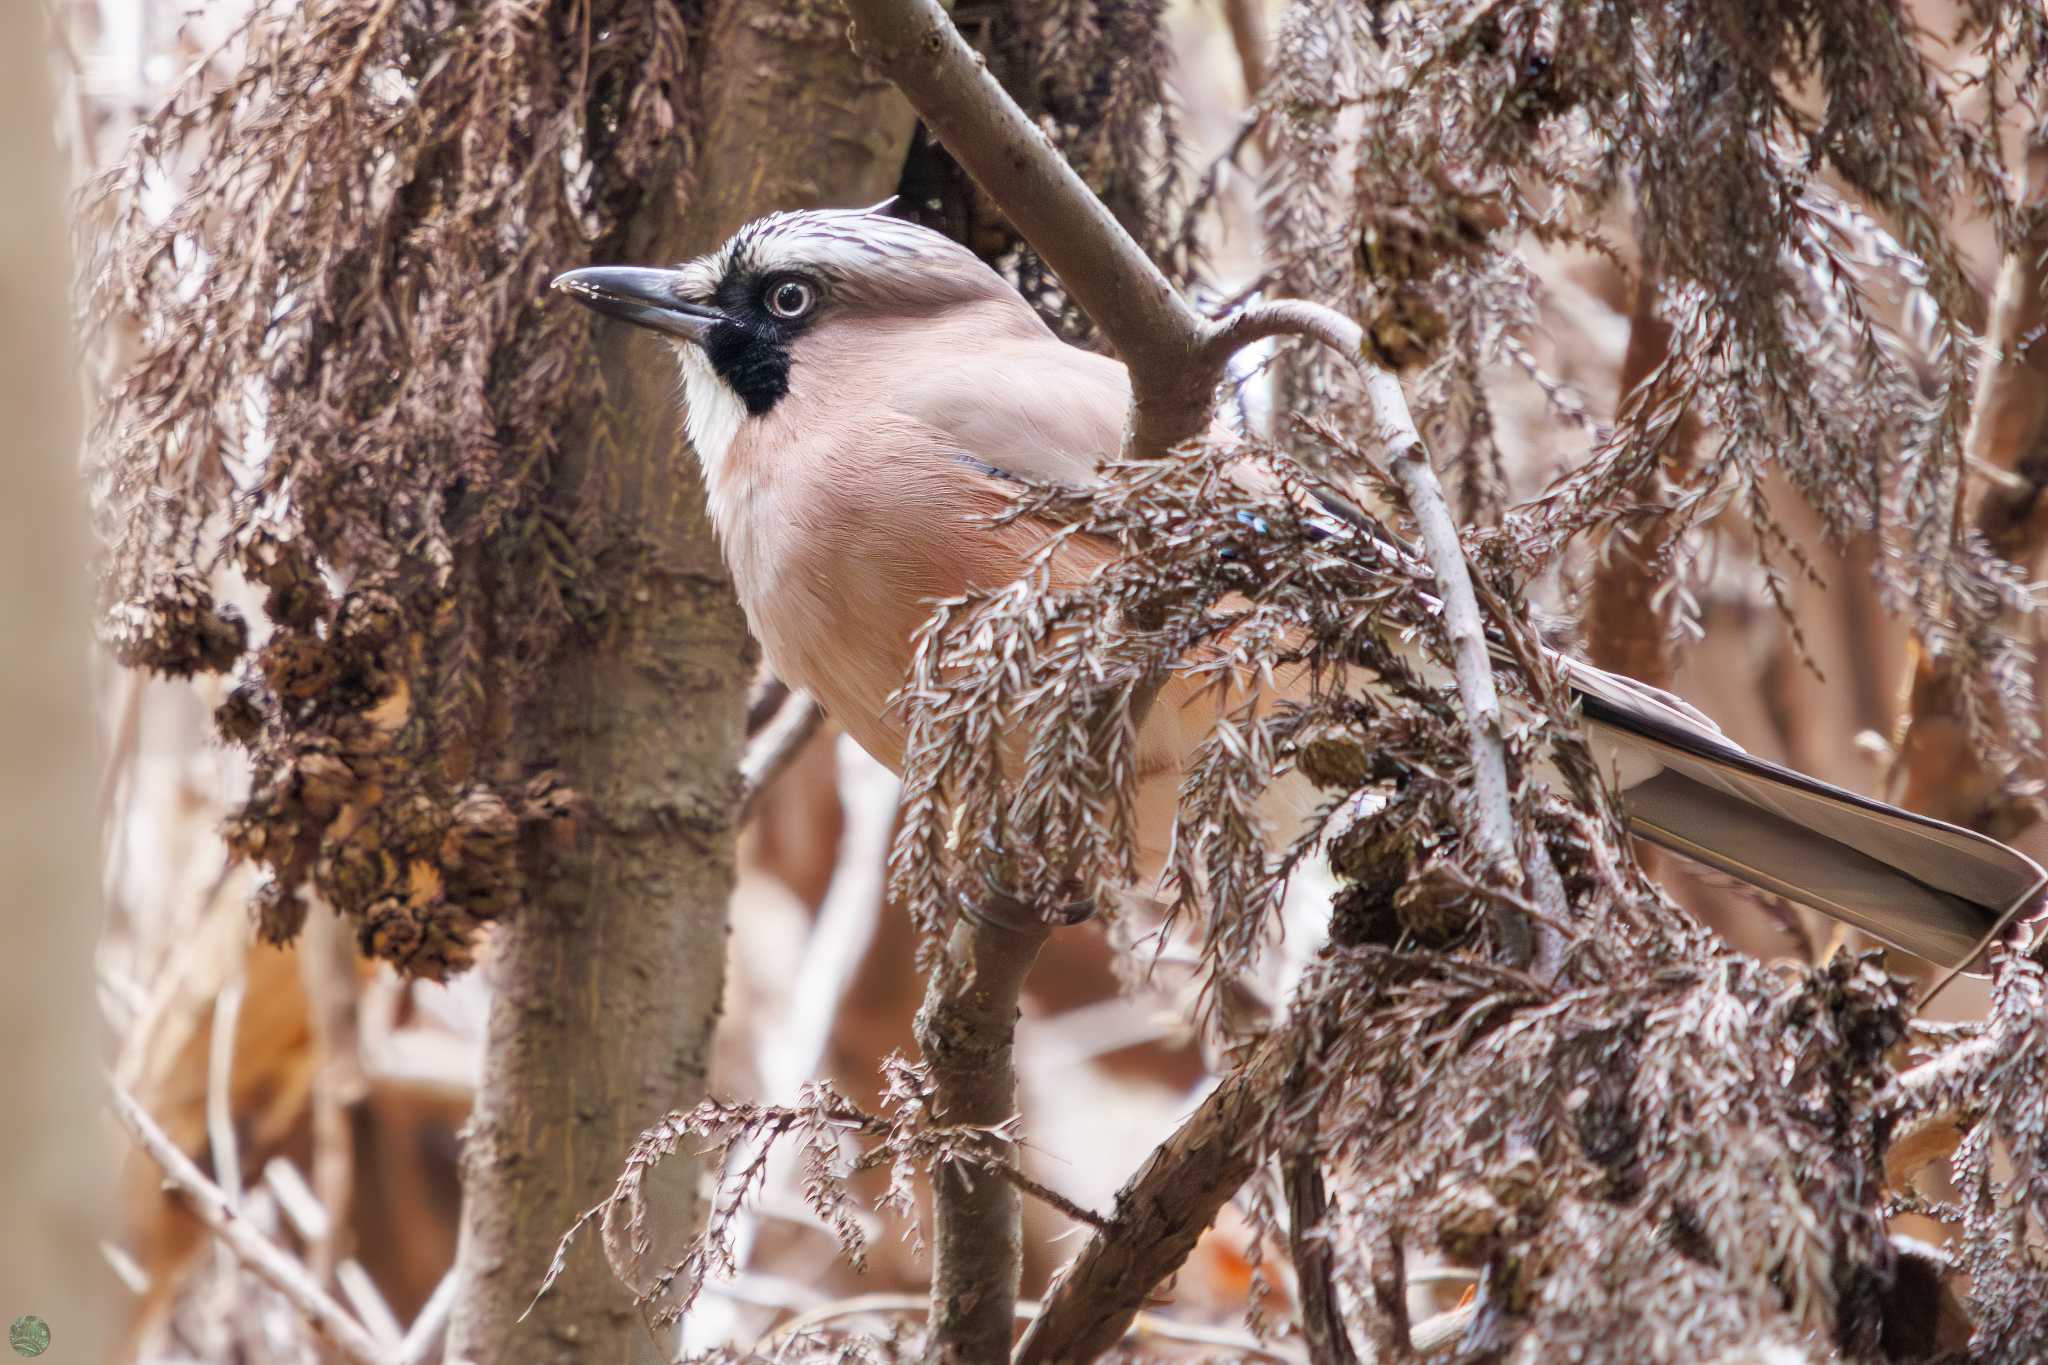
555,204,2044,973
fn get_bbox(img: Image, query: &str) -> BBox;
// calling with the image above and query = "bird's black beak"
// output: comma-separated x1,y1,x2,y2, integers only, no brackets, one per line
550,266,724,344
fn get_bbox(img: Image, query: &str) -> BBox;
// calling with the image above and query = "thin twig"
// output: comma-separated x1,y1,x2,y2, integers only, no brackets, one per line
262,1157,334,1245
1412,1301,1478,1354
985,1157,1115,1233
746,674,793,736
1206,305,1564,971
110,1082,386,1365
395,1266,458,1365
1370,365,1538,970
207,973,247,1209
913,912,1049,1362
337,1260,404,1352
737,690,824,825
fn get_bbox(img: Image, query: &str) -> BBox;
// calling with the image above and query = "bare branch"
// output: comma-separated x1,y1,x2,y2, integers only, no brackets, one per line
1198,297,1365,364
1369,364,1545,970
1015,1031,1290,1364
737,690,825,826
987,1160,1114,1235
396,1267,458,1365
110,1083,387,1365
913,912,1049,1362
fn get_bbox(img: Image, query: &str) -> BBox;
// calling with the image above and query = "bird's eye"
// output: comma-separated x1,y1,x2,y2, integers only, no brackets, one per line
764,278,816,319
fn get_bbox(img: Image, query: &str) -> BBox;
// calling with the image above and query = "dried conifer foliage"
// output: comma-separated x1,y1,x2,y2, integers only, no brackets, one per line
569,5,2048,1360
1261,0,2048,777
86,0,703,977
87,0,2048,1354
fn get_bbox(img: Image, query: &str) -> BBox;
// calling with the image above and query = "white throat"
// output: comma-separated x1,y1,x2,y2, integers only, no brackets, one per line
675,345,746,479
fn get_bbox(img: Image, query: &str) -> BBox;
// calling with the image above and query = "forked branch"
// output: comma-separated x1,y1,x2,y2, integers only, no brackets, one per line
844,0,1568,1351
844,0,1556,967
112,1084,387,1365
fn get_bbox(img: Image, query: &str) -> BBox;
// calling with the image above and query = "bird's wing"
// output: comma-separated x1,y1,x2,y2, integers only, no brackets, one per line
895,338,1131,487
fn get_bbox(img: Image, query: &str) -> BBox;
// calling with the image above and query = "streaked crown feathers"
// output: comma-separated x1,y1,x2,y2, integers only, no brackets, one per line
678,202,1014,310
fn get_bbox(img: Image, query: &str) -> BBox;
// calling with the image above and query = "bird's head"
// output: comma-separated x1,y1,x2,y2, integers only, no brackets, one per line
551,204,1036,468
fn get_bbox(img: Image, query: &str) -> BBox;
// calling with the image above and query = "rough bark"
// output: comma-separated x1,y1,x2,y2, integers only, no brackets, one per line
915,916,1048,1363
444,5,914,1361
0,16,112,1363
1285,1155,1360,1365
1892,120,2048,837
1013,1035,1289,1364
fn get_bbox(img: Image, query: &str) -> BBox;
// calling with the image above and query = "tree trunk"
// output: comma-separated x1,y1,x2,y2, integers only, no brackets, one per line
444,4,915,1361
0,12,113,1364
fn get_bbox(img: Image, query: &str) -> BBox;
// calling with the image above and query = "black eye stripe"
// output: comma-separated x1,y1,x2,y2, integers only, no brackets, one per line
705,322,790,416
701,267,821,419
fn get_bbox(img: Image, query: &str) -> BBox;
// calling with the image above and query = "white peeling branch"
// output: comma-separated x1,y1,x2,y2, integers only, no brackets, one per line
111,1083,387,1365
1369,366,1534,968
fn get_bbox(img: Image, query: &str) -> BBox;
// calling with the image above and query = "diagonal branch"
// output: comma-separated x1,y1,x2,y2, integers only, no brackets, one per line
847,0,1213,454
111,1083,387,1365
737,688,824,826
1013,1030,1294,1364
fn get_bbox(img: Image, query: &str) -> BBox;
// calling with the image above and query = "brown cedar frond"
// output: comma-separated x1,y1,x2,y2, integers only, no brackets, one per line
85,0,702,974
544,1055,1104,1332
1252,0,2045,754
1934,951,2048,1360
